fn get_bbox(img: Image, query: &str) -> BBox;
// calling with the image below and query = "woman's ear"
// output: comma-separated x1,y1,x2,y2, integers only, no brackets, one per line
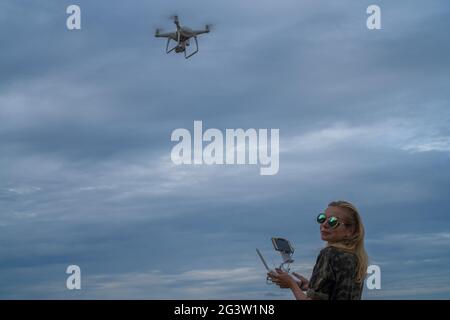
347,225,356,238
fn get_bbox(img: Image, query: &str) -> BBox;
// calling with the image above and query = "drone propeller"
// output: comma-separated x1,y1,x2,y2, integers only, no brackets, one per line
205,23,214,32
169,15,180,24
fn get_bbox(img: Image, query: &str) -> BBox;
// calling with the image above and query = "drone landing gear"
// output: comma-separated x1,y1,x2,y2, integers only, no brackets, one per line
165,36,199,59
166,34,179,54
184,36,198,59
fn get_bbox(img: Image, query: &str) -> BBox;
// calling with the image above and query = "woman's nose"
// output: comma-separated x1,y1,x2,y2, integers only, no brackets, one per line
321,219,330,229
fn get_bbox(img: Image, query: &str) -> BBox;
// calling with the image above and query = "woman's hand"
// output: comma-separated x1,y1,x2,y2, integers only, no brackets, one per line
267,268,297,289
292,272,309,291
267,269,311,300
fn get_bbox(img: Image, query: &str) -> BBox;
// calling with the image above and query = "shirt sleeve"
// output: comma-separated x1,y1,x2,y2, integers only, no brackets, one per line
329,251,360,300
307,247,361,300
306,249,336,300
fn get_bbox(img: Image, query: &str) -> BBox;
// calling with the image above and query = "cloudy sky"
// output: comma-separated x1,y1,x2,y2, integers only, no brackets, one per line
1,0,450,299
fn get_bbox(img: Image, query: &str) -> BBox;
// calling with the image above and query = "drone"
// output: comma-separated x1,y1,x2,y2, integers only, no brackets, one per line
155,15,211,59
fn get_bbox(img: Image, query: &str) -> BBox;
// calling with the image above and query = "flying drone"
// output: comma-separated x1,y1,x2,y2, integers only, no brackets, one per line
155,15,211,59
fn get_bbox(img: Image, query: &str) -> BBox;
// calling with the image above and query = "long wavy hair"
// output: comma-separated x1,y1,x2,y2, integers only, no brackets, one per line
327,200,369,283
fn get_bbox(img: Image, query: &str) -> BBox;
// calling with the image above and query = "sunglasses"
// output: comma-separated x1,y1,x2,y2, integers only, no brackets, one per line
316,213,349,229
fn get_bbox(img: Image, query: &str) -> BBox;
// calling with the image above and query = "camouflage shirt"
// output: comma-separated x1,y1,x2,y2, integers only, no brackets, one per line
306,246,363,300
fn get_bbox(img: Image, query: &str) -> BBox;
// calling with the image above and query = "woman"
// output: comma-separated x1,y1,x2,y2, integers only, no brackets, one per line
268,200,368,300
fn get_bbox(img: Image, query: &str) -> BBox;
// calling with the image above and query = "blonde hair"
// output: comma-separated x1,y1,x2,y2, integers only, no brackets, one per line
327,200,369,283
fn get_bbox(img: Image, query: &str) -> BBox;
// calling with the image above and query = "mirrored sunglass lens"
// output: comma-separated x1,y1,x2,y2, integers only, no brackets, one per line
317,214,326,223
328,217,338,227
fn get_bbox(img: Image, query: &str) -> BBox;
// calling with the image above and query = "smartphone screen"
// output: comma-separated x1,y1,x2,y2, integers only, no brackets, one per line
272,238,293,253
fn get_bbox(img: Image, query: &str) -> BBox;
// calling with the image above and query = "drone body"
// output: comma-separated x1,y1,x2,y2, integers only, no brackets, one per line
155,15,211,59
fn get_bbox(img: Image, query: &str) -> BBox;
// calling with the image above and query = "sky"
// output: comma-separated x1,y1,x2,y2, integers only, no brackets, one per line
1,0,450,299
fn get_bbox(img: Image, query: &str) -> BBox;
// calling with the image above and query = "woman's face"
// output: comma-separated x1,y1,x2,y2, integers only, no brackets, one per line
320,206,354,243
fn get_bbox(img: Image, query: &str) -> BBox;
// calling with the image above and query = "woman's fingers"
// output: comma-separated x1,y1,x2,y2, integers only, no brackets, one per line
275,268,287,275
269,269,297,289
292,272,308,283
273,280,289,289
291,273,300,281
292,272,305,280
